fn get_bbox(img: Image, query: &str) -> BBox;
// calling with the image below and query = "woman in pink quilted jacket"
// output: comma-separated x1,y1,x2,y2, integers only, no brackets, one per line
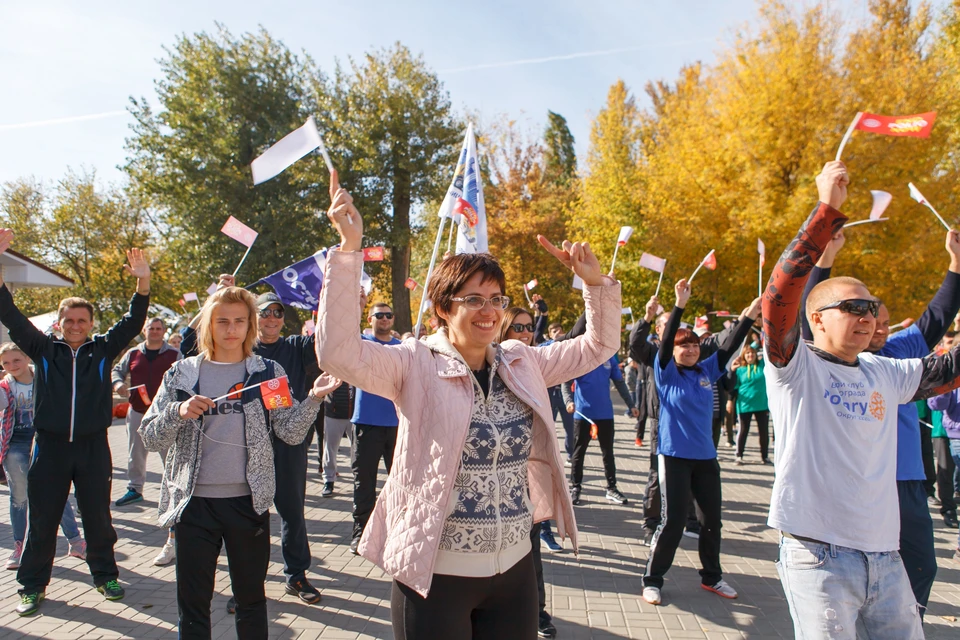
317,172,622,640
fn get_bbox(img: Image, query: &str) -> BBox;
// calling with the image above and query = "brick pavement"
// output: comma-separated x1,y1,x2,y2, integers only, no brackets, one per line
0,412,958,639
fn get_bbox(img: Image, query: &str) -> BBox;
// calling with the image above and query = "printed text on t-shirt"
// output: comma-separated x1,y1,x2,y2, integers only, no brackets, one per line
822,380,886,422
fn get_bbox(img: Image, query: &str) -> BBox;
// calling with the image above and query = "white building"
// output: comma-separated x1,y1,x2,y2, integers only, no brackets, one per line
0,249,73,342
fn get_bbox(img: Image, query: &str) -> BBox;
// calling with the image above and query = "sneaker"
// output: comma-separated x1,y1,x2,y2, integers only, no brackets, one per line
538,617,558,638
349,535,361,555
929,495,942,507
539,530,563,552
97,579,125,601
635,438,643,447
683,529,700,540
227,596,237,614
605,488,628,505
6,541,23,570
762,458,772,465
15,591,44,616
321,482,334,497
115,489,144,507
564,457,572,467
640,529,656,547
944,512,959,529
702,579,738,599
726,441,735,448
642,586,661,605
284,578,321,604
571,486,582,506
735,456,744,466
68,539,87,560
154,541,176,566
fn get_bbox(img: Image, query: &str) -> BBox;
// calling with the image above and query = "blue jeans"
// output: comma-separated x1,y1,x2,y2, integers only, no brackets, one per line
549,386,574,457
776,536,923,639
3,439,81,543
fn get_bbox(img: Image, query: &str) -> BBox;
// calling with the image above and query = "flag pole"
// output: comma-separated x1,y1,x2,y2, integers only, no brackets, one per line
758,256,763,298
923,202,952,231
609,243,621,275
210,376,287,403
835,112,863,162
654,270,665,298
232,240,256,277
415,217,448,335
843,218,888,228
523,285,532,304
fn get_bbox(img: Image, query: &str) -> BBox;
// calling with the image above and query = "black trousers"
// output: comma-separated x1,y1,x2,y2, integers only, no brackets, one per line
273,429,312,582
736,411,770,460
643,455,723,589
643,420,698,533
934,437,957,513
570,418,616,489
352,424,397,537
636,418,647,441
175,496,270,639
391,552,538,639
898,480,937,614
18,431,118,594
920,425,937,497
530,523,549,622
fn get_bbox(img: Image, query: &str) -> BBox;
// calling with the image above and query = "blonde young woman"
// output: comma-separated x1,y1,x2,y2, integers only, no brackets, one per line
140,287,340,639
317,172,621,640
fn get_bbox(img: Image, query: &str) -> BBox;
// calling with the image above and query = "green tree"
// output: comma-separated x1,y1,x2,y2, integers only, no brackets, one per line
543,111,577,184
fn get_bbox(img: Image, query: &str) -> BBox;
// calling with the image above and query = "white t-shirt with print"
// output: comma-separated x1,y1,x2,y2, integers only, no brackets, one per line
764,339,922,552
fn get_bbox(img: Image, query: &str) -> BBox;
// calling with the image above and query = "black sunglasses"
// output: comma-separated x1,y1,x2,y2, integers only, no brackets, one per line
816,298,880,318
259,308,284,319
509,323,535,333
373,312,394,320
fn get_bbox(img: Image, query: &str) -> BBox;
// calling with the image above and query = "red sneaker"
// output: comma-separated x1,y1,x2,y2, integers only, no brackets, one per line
635,438,643,447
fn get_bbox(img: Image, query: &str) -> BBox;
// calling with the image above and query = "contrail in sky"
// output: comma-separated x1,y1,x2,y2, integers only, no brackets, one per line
438,39,716,74
0,110,127,132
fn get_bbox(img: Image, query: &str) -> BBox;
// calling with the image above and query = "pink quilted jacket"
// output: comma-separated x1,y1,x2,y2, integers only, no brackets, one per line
316,250,622,597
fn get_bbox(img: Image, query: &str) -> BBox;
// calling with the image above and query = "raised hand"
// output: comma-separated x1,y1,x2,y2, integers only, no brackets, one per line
123,249,151,280
644,296,660,322
218,273,236,289
817,229,846,268
815,161,849,211
946,229,960,274
311,373,343,400
742,296,762,320
327,169,363,252
179,395,215,420
675,278,691,309
537,236,606,286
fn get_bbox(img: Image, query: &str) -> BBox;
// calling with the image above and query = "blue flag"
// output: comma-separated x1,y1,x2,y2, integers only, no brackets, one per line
259,252,326,310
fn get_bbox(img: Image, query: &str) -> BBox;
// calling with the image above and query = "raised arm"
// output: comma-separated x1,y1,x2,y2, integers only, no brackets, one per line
629,296,658,366
531,295,548,345
101,249,152,361
556,311,586,342
913,345,960,401
762,162,849,367
658,279,689,370
912,230,960,350
715,298,759,370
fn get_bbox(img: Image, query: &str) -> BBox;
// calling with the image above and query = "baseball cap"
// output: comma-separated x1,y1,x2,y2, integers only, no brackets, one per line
256,292,284,311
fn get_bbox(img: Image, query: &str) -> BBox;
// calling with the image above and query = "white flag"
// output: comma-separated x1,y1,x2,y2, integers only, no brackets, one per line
572,274,583,290
621,307,633,315
455,124,488,254
617,226,634,246
639,252,667,273
908,182,927,205
206,282,218,296
869,190,893,220
251,117,323,185
525,278,538,291
183,292,199,302
758,239,766,267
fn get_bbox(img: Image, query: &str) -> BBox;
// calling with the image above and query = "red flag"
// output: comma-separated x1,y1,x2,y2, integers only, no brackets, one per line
137,386,152,407
703,250,717,270
855,112,936,138
694,316,709,333
260,377,293,410
221,216,259,247
404,278,418,290
178,298,186,307
363,246,385,262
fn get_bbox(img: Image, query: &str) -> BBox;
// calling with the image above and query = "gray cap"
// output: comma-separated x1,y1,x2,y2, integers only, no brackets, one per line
256,292,284,311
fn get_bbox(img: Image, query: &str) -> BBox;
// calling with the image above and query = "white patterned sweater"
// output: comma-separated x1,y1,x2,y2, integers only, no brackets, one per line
434,353,536,577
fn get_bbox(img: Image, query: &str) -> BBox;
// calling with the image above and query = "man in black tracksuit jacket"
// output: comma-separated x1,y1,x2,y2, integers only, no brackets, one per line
0,238,150,615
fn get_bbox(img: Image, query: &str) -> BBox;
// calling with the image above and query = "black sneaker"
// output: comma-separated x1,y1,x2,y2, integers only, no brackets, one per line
227,596,237,614
321,482,334,497
945,512,959,529
284,578,321,604
115,489,144,507
570,486,582,506
15,591,43,616
605,488,628,505
97,579,125,601
538,617,558,638
349,536,361,555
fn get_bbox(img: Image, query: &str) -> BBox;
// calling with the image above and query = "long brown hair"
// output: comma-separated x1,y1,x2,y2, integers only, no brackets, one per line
196,287,259,360
497,307,534,344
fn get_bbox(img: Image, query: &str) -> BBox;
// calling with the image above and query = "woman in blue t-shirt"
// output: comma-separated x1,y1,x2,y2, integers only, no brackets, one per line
642,279,755,606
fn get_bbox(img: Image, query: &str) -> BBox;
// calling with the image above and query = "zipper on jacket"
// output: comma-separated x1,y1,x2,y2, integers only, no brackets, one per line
67,341,93,443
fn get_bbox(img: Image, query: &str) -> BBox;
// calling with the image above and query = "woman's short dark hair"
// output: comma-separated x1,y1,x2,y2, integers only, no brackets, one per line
428,253,506,327
674,327,701,347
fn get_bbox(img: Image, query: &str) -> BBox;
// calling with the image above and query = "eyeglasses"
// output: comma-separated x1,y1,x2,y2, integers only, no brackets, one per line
373,312,394,320
451,295,510,311
815,298,880,318
509,323,535,333
259,308,284,319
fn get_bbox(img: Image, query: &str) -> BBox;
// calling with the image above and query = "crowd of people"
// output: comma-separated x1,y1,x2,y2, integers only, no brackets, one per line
0,160,957,639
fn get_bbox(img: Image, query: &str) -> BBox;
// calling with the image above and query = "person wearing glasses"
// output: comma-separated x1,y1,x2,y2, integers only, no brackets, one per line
180,284,324,608
797,218,960,618
762,161,960,638
348,301,401,555
317,171,620,639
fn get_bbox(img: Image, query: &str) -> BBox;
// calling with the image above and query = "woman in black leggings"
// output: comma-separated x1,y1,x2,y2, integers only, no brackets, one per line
728,343,770,464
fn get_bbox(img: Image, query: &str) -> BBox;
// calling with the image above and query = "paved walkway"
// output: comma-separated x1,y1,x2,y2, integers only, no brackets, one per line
0,411,958,639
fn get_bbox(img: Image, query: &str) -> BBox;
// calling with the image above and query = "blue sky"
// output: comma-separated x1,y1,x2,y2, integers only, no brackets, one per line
0,0,926,187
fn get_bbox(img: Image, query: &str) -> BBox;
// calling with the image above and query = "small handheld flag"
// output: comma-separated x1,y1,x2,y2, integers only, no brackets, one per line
405,278,418,291
206,282,219,296
758,239,766,297
260,377,293,410
836,111,937,160
525,278,538,291
639,252,667,297
183,292,199,302
610,226,634,274
128,384,152,407
251,116,325,185
572,274,584,291
908,183,951,231
363,246,385,262
688,249,716,284
844,190,893,228
621,307,633,315
221,216,259,277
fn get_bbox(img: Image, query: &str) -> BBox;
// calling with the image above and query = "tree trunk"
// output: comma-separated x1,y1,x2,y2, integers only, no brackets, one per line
390,167,413,334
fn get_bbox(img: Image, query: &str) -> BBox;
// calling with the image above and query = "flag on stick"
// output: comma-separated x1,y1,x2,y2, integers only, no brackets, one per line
609,226,634,274
251,116,325,185
454,124,488,254
621,307,633,316
688,249,716,284
256,252,326,310
183,292,198,302
260,377,293,410
221,216,259,277
206,282,219,296
844,190,893,228
836,111,937,160
405,278,418,291
523,278,538,304
128,384,152,407
758,239,766,297
363,246,385,262
639,252,667,298
909,183,952,231
572,274,584,291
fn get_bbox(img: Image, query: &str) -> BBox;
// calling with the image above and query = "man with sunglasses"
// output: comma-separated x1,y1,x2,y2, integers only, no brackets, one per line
349,302,401,555
798,222,960,617
762,161,960,638
180,286,324,607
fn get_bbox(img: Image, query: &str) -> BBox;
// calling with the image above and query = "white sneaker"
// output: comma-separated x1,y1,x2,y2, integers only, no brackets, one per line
682,530,700,540
6,540,23,570
702,579,738,599
642,586,661,605
154,541,176,566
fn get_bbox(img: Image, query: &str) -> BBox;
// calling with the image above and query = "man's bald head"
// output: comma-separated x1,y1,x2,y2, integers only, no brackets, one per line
805,276,873,326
